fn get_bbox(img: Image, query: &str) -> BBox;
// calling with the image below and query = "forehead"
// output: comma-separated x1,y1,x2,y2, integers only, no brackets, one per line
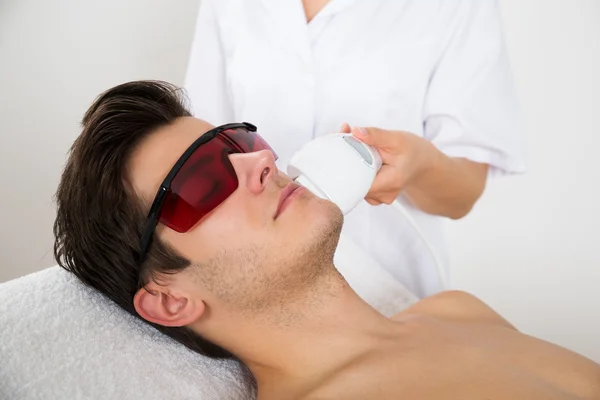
127,117,214,202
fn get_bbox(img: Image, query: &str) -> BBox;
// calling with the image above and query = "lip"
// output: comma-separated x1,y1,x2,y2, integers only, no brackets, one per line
274,182,301,219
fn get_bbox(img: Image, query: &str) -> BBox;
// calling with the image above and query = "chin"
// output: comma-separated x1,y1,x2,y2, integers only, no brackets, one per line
322,199,344,230
306,199,344,254
280,193,344,261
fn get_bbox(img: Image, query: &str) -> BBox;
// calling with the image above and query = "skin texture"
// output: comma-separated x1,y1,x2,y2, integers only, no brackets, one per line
125,117,600,400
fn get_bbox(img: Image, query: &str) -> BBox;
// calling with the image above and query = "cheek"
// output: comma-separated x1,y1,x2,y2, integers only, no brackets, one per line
289,196,339,231
165,200,271,262
206,198,269,238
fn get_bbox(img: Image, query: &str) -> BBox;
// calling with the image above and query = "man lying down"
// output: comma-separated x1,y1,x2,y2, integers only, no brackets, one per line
53,80,600,400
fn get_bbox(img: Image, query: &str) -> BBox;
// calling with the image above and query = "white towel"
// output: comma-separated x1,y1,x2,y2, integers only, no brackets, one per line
0,241,417,400
0,267,254,400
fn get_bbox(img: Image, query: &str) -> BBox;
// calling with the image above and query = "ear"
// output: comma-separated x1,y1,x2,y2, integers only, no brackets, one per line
133,282,206,328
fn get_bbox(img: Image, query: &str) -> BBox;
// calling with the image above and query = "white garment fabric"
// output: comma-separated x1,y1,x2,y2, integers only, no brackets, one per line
0,267,254,400
184,0,526,298
334,232,419,317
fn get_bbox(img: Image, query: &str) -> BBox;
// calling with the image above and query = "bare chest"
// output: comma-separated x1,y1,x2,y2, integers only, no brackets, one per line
308,321,599,399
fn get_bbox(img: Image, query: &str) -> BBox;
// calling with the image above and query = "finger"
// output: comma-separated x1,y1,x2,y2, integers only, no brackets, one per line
368,191,398,205
365,197,381,206
352,126,403,151
339,122,351,134
379,193,398,205
368,165,402,195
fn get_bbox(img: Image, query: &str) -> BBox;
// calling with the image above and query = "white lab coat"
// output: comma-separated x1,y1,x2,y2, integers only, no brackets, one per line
184,0,526,305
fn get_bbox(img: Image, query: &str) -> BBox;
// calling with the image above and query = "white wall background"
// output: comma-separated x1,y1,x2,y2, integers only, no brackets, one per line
0,0,598,363
446,0,600,363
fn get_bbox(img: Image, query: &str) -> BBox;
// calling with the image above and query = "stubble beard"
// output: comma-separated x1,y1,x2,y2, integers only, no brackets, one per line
198,204,345,327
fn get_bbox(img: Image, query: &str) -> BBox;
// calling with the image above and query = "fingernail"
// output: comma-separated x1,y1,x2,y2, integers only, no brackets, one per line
356,127,368,136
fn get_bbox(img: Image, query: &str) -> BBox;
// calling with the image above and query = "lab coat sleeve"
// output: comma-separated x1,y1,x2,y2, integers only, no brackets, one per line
423,0,526,176
183,0,234,125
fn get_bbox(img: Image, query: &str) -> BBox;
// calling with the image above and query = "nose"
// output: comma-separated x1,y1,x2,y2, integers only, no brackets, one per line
230,150,277,194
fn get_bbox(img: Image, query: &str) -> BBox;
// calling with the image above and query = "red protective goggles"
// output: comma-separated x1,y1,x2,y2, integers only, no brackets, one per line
138,122,276,261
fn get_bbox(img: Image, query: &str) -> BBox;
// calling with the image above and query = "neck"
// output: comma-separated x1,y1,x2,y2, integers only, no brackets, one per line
201,266,392,396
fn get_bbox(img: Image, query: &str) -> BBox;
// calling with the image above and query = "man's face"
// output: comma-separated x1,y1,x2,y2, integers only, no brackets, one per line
127,117,343,313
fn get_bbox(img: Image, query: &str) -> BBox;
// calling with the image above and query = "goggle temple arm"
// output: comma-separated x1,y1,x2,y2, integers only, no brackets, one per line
138,186,169,262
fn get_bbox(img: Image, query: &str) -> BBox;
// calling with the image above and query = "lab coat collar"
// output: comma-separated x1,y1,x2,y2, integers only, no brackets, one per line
259,0,362,63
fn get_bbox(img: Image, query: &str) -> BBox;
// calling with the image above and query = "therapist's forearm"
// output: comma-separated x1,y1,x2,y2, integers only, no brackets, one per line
404,151,489,220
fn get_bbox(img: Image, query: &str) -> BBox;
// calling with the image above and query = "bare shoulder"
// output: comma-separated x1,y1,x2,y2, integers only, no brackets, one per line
393,290,517,330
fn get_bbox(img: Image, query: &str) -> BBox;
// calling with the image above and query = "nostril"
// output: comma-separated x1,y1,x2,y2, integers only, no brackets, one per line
260,167,271,184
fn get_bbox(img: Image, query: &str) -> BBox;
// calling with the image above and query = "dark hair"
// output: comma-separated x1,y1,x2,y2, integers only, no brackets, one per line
53,80,233,359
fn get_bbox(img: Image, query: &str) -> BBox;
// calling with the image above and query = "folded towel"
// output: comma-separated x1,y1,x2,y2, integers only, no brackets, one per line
0,267,254,400
0,236,417,399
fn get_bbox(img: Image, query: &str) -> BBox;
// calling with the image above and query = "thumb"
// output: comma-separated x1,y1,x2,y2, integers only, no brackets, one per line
339,122,351,134
351,126,397,150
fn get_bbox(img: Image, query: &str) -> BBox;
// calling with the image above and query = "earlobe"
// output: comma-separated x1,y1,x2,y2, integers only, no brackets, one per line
133,286,205,328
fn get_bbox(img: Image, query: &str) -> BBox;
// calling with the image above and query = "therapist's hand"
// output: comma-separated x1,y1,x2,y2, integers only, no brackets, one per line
339,123,488,219
339,123,438,205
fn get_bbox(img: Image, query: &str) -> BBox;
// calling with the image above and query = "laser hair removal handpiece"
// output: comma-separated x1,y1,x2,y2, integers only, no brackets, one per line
287,134,447,289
